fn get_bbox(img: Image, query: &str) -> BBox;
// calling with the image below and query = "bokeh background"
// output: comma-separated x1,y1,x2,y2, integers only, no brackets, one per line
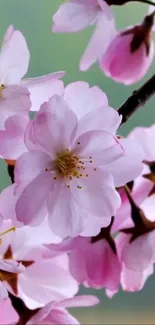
1,1,155,323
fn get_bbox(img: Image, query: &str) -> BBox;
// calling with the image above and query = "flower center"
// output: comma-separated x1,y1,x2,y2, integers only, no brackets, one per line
53,150,80,178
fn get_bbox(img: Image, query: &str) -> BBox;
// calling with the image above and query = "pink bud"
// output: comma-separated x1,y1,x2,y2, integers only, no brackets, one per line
100,13,155,85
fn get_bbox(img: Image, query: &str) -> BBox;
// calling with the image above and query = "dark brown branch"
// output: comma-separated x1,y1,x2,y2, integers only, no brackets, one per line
9,293,39,325
106,0,155,6
7,164,15,183
118,74,155,124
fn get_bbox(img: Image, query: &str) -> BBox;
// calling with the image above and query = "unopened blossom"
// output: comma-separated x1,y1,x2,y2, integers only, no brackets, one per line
0,25,64,114
0,220,78,309
100,12,155,84
28,295,99,325
13,91,145,238
45,230,121,292
52,0,116,71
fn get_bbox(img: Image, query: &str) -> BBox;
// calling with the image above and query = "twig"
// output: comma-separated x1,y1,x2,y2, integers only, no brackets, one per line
118,74,155,124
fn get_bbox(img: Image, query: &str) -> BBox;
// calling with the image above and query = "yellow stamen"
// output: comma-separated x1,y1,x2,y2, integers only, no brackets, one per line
0,227,16,237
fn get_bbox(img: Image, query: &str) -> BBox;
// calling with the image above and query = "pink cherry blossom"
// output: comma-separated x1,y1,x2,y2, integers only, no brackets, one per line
52,1,116,71
14,94,125,238
0,25,64,112
45,234,121,292
100,14,155,84
28,295,99,325
0,220,78,309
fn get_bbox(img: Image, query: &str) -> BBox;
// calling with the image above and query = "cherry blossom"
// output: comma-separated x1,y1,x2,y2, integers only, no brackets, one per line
52,0,116,71
100,12,155,84
13,91,143,238
0,25,64,113
45,229,121,293
14,94,126,238
0,220,78,309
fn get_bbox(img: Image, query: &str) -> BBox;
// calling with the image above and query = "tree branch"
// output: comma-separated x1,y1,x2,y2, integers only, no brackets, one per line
9,293,39,325
118,74,155,124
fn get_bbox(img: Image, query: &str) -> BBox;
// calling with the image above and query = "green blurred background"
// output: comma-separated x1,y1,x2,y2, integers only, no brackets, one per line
1,1,155,323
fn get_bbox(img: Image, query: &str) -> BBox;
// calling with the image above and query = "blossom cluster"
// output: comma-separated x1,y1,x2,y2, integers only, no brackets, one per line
1,0,155,324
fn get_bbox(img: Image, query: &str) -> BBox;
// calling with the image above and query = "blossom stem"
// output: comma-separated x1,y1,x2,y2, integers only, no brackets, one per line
118,74,155,124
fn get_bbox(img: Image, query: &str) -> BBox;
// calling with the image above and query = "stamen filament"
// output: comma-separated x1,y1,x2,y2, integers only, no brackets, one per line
0,227,16,237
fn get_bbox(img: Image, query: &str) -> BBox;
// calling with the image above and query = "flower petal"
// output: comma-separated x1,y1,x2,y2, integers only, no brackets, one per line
71,169,121,218
15,151,51,188
0,115,28,159
77,106,122,135
57,295,100,308
64,81,108,120
47,183,84,238
52,1,99,33
22,75,64,112
0,25,30,84
102,138,144,187
25,95,78,155
74,130,124,166
80,12,116,71
16,172,51,226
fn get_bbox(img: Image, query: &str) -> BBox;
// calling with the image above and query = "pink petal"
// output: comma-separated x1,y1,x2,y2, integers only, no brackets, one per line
0,282,8,300
22,74,65,112
0,115,28,159
0,26,30,84
57,295,99,308
77,106,122,135
121,263,154,292
100,32,154,85
0,298,18,322
0,259,25,273
129,125,155,161
80,12,116,71
141,194,155,222
103,138,144,187
74,130,124,166
16,172,51,226
52,1,99,33
71,169,121,218
47,184,84,238
15,151,51,188
0,85,31,129
19,255,78,309
84,240,121,290
64,81,108,120
41,308,80,325
25,95,78,155
0,185,16,221
122,231,155,271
